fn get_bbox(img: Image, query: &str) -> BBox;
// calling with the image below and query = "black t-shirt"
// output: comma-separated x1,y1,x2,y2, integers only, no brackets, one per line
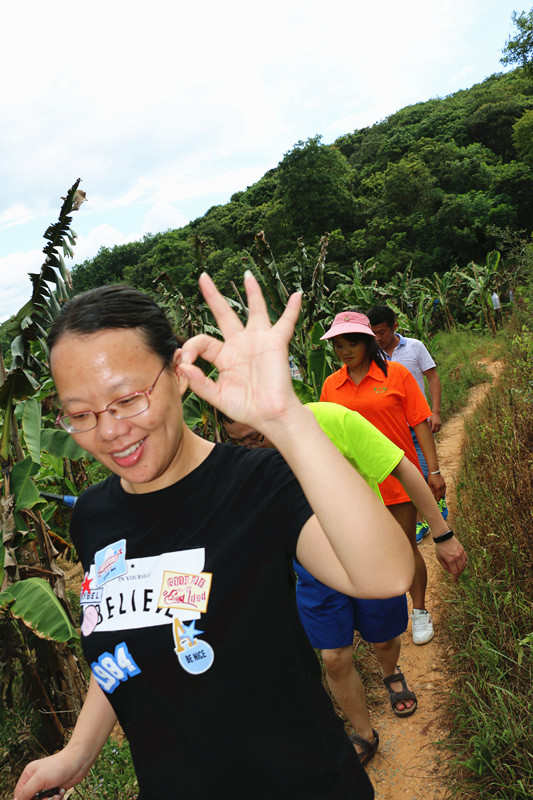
71,444,373,799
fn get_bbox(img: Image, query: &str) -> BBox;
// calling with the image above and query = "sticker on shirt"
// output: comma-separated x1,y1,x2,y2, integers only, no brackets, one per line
79,572,104,636
80,548,206,635
173,618,214,675
91,641,141,694
374,387,388,394
158,570,212,613
94,539,127,586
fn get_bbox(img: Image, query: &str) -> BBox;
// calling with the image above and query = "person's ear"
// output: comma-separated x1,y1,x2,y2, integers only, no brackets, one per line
177,371,189,398
393,321,398,333
172,350,189,397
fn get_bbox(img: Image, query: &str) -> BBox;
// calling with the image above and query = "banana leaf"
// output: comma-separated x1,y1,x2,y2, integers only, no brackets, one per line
10,456,41,511
0,577,78,644
22,398,42,465
40,428,91,460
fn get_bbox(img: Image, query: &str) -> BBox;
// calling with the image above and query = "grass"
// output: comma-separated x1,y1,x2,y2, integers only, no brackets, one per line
429,327,505,422
439,297,533,798
0,710,137,800
0,703,44,799
74,739,138,799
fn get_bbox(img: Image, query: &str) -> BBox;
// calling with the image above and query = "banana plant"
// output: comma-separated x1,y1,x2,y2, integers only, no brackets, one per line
162,230,336,420
240,231,334,396
327,259,383,310
420,266,462,332
456,252,501,336
380,262,423,313
0,181,90,751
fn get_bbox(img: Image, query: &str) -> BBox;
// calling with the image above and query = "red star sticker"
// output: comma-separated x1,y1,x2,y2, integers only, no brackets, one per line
81,573,92,593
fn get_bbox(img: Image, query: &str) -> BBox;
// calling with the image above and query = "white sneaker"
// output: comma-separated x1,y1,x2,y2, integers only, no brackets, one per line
411,609,434,645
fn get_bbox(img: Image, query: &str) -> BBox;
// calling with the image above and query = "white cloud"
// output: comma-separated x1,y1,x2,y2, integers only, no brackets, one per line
73,224,139,264
0,203,37,230
0,249,43,322
141,204,188,236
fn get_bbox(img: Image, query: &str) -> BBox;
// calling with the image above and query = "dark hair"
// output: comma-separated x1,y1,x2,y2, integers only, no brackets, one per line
367,305,396,328
47,285,179,365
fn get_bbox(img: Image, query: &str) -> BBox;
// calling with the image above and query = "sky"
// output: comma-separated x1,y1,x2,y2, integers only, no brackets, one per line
0,0,520,320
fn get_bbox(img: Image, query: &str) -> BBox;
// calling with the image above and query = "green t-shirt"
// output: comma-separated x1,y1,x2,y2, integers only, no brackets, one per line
306,402,404,501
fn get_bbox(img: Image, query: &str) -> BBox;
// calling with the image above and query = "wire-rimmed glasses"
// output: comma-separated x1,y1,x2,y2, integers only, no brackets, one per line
55,364,166,433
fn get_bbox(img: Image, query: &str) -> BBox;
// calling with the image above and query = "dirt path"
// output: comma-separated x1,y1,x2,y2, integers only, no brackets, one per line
364,360,504,800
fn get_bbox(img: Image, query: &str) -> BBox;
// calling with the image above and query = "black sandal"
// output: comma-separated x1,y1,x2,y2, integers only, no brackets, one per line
383,667,417,718
348,729,379,765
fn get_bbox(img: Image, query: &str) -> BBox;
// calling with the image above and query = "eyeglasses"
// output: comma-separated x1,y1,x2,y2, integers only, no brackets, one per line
55,365,167,433
231,431,265,449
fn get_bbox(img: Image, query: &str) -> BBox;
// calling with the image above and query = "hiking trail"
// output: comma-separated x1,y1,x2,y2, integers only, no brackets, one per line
364,359,504,800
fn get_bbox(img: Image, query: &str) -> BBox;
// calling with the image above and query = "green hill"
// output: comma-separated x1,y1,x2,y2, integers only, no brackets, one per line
71,68,533,298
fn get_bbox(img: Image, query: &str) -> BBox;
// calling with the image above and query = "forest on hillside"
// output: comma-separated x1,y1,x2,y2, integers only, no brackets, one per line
70,64,533,301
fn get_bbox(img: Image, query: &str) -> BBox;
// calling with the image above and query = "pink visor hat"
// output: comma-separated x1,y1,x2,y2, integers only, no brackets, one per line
320,311,376,340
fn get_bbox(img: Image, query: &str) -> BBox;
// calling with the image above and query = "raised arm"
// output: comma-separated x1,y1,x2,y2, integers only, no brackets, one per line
178,272,414,600
14,676,117,800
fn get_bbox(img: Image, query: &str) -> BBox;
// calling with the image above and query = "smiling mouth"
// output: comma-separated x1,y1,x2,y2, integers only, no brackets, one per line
113,438,146,458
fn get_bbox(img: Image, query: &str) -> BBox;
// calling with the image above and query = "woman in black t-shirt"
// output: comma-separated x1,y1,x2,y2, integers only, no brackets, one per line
15,273,413,800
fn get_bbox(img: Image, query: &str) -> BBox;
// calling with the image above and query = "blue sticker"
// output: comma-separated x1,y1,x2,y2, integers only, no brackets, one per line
178,640,215,675
172,618,215,675
91,641,141,693
94,539,127,586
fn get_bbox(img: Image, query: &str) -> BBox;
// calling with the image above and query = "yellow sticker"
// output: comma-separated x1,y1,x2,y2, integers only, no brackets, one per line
158,570,212,612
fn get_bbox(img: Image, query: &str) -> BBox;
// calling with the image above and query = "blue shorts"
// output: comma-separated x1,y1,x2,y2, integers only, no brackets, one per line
410,426,428,480
294,563,408,648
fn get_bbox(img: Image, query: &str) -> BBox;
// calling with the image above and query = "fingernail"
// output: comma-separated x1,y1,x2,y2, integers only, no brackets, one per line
244,270,253,279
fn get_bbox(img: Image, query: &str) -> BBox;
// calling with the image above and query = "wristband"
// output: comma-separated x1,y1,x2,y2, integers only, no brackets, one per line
433,529,454,543
429,470,441,475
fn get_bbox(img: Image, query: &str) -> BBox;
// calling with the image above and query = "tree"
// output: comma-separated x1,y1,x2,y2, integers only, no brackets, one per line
71,235,161,293
277,136,356,238
467,100,526,161
501,9,533,75
383,156,437,215
513,108,533,163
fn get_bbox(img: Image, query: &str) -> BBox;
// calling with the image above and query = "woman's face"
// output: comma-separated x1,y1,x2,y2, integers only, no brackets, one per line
331,335,369,369
51,328,189,494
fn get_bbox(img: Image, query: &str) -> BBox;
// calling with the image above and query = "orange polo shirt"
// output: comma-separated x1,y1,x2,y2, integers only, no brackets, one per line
320,361,432,505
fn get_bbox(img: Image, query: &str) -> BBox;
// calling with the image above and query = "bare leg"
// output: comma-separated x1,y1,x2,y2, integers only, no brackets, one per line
321,646,374,754
388,501,427,610
372,637,415,713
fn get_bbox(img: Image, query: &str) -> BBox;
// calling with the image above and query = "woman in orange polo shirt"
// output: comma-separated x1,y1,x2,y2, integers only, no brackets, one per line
320,311,446,647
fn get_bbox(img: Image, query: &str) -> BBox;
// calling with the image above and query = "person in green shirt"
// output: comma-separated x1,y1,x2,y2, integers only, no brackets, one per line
220,401,466,765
